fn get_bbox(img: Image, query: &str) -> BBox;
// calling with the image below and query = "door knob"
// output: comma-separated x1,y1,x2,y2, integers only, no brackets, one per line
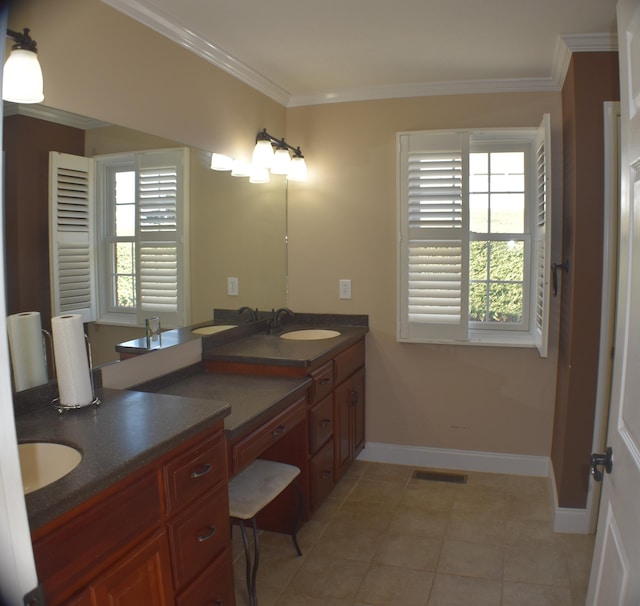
590,446,613,481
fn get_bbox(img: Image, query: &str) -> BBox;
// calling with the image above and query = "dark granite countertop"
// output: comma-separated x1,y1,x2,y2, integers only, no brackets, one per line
202,324,368,368
16,387,231,532
135,369,312,441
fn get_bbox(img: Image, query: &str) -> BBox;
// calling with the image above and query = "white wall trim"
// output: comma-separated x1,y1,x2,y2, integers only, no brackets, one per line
549,463,594,534
357,441,549,477
2,102,110,130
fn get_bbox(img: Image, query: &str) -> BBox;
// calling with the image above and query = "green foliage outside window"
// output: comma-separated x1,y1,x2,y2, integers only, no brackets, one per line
114,242,135,308
469,240,524,323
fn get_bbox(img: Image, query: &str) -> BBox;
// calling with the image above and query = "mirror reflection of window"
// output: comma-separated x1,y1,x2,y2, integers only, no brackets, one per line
113,170,136,310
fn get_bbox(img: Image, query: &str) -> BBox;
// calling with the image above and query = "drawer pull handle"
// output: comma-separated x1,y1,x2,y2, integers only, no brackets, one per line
191,463,212,479
272,425,286,436
319,419,331,428
319,377,331,385
350,389,359,405
320,471,331,480
197,526,217,542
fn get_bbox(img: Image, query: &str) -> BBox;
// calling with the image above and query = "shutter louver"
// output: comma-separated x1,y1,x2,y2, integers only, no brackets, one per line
534,114,552,357
398,132,469,341
49,152,97,323
135,149,187,327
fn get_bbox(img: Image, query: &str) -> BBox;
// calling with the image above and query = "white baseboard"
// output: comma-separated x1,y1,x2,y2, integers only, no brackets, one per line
357,441,549,477
549,462,595,534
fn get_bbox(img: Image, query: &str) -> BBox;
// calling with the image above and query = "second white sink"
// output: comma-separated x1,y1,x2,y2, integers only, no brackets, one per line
280,329,341,340
18,442,82,494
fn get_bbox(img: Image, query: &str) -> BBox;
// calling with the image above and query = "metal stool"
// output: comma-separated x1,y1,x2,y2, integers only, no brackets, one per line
228,459,303,606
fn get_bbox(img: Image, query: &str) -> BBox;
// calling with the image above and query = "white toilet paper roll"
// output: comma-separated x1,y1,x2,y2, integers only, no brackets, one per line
7,311,48,391
52,314,93,407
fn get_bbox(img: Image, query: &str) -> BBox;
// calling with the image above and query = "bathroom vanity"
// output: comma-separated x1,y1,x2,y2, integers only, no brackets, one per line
14,314,367,605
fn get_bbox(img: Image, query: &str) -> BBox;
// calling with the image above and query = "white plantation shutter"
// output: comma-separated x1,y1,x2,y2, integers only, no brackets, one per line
534,114,552,357
398,132,469,341
49,152,97,322
135,149,189,327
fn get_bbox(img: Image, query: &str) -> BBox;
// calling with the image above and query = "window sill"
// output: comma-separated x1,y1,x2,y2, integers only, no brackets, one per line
464,330,536,348
94,313,139,328
399,330,536,348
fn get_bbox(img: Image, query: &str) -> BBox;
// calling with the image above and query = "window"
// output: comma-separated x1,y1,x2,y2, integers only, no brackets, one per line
49,148,190,329
397,116,551,356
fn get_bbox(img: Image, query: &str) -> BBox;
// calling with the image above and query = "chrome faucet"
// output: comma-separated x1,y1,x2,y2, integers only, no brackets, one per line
270,307,294,332
237,306,258,323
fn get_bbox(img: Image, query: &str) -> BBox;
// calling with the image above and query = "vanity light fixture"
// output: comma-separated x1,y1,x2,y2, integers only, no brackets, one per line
287,149,307,182
230,159,251,178
210,153,233,171
252,128,308,182
211,128,308,183
3,27,44,104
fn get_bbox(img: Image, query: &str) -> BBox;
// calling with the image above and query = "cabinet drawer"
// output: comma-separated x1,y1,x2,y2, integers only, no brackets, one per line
34,472,162,602
168,483,230,589
231,397,306,473
334,339,365,385
175,546,235,606
309,394,333,454
165,429,227,514
311,361,334,403
309,438,334,512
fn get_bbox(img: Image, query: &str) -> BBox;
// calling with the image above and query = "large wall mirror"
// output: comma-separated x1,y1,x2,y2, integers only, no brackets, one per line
3,103,288,389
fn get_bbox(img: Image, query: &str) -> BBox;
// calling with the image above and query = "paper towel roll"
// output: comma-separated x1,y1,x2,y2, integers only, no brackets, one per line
52,314,93,407
7,311,48,391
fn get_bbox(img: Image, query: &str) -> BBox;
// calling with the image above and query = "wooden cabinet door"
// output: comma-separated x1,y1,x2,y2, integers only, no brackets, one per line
89,531,174,606
352,367,366,459
334,379,354,480
334,367,366,481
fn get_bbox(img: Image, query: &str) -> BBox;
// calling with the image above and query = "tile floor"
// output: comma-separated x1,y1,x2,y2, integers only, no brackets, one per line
231,460,594,606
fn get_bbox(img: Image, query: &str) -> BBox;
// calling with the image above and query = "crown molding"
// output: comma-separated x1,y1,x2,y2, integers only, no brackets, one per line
288,77,561,107
552,33,618,90
101,0,292,107
99,1,619,107
2,102,110,129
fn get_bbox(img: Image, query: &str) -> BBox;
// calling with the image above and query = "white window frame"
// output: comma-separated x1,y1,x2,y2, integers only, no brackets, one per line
397,116,551,356
50,148,191,330
95,148,190,329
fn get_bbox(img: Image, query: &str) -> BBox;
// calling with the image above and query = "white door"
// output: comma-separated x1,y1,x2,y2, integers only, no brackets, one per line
586,1,640,603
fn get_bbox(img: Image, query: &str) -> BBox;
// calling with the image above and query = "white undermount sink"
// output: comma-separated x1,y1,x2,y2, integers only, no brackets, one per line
280,329,341,340
192,324,237,335
18,442,82,494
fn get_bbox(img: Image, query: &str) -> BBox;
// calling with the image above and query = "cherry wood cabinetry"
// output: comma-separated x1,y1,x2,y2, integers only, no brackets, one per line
205,334,366,515
332,342,366,482
32,422,234,606
334,366,365,480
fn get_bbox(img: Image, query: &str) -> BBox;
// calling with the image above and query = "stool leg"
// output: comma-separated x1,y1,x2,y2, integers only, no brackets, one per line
237,520,256,606
291,481,304,557
250,517,260,606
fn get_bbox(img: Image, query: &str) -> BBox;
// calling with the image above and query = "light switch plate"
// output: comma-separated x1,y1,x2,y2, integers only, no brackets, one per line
227,277,239,296
339,279,352,299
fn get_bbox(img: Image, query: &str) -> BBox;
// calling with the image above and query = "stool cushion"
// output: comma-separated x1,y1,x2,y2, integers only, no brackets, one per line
229,459,301,520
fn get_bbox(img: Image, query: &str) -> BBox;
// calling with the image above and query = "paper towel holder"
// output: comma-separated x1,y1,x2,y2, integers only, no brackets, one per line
52,334,101,414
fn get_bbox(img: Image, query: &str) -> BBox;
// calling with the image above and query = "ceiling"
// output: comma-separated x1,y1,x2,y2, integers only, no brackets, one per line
103,0,619,107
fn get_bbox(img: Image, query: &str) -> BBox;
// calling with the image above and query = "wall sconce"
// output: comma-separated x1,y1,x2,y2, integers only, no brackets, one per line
209,128,307,183
252,128,307,182
3,27,44,103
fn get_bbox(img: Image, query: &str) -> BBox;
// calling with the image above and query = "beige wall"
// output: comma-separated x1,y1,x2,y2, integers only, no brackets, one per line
9,0,564,457
287,94,563,456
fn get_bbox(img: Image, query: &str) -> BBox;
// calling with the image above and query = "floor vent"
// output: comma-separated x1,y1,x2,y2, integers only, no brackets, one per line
412,470,468,484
